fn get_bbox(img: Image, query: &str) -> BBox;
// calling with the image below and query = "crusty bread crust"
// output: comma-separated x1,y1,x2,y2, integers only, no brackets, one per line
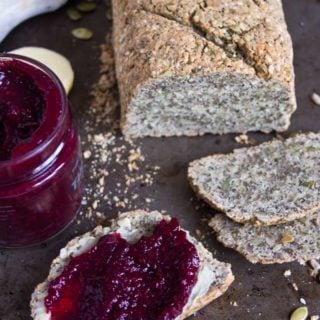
188,132,320,226
113,0,296,138
177,272,234,320
31,210,234,320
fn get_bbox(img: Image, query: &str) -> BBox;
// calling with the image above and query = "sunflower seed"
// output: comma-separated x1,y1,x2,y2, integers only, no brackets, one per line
77,2,97,12
71,28,93,40
67,8,82,21
281,233,294,244
290,307,308,320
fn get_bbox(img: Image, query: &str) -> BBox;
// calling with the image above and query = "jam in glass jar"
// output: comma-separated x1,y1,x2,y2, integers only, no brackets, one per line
0,54,83,247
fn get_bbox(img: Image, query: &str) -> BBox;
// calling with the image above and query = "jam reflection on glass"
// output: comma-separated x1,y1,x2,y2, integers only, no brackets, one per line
0,54,83,247
0,64,45,160
45,218,200,320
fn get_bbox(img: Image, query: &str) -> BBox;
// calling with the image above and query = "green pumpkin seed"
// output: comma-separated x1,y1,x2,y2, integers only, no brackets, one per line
71,28,93,40
300,180,317,188
290,307,308,320
67,8,82,21
77,2,97,12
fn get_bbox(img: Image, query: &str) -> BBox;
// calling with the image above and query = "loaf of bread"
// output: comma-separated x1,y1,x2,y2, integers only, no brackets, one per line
188,132,320,226
31,210,234,319
112,0,296,138
209,211,320,264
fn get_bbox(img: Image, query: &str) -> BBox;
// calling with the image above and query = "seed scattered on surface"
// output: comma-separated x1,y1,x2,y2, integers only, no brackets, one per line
77,2,97,12
281,233,295,244
310,315,320,320
290,306,308,320
300,298,306,305
72,27,93,40
311,92,320,106
67,8,82,21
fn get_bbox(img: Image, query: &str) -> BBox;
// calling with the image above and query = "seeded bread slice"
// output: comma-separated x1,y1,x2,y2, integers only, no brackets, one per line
113,0,296,138
30,210,234,320
188,132,320,226
209,211,320,264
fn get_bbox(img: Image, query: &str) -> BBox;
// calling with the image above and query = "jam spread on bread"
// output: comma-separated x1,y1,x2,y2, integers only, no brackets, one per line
45,218,200,320
0,62,45,161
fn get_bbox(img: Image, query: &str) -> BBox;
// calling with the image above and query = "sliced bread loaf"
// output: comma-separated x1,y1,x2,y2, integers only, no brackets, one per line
31,210,234,320
113,0,296,138
209,211,320,264
188,132,320,226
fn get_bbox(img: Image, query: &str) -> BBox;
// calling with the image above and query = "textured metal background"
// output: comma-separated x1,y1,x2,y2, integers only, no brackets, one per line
0,0,320,319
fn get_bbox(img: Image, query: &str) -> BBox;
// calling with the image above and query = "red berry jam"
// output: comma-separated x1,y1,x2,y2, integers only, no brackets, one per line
0,54,83,247
0,63,45,160
45,218,200,320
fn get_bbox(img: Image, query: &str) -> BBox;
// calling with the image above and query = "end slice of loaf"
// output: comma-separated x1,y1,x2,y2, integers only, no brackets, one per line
31,210,234,320
113,0,296,138
209,211,320,264
188,132,320,226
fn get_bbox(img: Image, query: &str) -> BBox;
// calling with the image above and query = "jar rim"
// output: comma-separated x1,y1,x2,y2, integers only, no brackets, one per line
0,53,68,168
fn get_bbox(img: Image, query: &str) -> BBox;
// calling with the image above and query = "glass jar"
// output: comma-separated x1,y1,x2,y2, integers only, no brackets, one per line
0,54,83,247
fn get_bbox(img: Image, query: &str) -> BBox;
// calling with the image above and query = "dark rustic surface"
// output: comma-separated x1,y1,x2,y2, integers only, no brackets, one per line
1,1,320,319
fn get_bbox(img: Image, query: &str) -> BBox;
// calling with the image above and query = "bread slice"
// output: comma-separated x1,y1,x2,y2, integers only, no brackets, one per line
188,132,320,226
30,210,234,320
113,0,296,138
209,211,320,264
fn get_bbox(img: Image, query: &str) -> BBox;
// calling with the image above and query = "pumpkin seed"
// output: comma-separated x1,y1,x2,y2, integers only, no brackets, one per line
71,28,93,40
67,8,82,21
77,2,97,12
300,180,317,188
290,307,308,320
221,179,231,192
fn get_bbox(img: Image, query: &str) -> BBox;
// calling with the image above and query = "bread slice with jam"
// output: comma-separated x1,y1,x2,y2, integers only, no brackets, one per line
31,210,234,320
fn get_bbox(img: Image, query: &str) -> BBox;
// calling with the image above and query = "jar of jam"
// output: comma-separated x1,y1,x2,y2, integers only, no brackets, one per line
0,54,83,247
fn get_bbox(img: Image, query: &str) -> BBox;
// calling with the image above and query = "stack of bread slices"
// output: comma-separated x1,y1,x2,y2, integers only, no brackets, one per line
188,132,320,264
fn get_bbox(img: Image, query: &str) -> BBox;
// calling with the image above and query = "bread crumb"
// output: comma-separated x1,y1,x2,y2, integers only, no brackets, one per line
299,297,306,305
308,259,320,279
92,200,99,210
311,92,320,106
283,269,292,277
196,229,202,237
292,282,299,291
74,31,162,228
230,301,238,307
235,133,256,145
83,150,92,159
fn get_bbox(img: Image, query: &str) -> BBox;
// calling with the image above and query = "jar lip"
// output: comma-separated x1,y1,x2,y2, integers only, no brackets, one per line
0,53,68,167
